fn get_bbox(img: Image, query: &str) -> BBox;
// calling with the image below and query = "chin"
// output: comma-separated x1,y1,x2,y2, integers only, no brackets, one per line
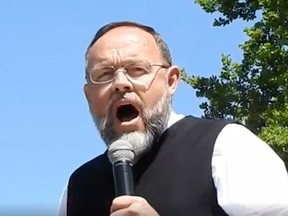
115,130,154,162
91,91,171,157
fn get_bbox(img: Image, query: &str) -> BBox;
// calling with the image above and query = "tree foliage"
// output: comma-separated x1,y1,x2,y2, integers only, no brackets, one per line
182,0,288,167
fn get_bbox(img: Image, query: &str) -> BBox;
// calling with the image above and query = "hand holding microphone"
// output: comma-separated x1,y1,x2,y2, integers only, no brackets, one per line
108,140,159,216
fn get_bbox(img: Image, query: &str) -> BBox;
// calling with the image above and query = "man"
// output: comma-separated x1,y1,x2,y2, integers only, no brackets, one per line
59,21,288,216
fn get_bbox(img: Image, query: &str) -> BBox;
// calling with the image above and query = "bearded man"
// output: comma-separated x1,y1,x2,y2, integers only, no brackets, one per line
58,21,288,216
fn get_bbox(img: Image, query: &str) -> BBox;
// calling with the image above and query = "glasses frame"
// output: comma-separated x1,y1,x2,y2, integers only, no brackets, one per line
88,62,170,85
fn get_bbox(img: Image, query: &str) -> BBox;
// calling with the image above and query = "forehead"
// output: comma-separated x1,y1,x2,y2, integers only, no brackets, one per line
96,27,157,49
86,26,162,66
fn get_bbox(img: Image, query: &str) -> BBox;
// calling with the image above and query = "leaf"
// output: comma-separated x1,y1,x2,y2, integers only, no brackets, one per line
186,0,288,167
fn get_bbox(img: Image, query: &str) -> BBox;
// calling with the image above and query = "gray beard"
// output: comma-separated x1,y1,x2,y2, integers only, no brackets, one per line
90,91,172,160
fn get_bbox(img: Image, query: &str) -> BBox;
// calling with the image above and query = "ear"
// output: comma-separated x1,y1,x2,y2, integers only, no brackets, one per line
83,84,91,104
166,65,180,96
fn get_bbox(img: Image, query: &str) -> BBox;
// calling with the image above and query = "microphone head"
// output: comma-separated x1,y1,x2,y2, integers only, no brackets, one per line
107,140,135,164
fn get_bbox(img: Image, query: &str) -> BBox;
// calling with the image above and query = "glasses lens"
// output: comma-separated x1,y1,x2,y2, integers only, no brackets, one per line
124,61,151,78
90,66,115,83
125,62,164,90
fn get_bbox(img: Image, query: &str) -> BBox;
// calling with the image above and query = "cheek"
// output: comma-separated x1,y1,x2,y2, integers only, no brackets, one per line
87,87,110,117
140,78,168,108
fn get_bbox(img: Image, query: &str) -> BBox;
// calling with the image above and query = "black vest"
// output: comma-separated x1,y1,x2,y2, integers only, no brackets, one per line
67,116,229,216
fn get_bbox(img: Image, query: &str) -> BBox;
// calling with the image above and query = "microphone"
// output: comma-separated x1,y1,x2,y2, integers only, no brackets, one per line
108,140,135,196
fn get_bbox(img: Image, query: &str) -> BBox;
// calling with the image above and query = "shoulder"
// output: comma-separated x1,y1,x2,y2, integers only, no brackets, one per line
212,123,288,213
186,115,233,124
69,152,109,182
183,115,234,131
213,123,285,166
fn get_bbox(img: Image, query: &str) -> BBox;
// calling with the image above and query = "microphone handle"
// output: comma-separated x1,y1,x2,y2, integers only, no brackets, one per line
113,160,135,196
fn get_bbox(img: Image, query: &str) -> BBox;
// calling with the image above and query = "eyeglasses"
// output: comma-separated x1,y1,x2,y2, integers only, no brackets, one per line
88,60,169,86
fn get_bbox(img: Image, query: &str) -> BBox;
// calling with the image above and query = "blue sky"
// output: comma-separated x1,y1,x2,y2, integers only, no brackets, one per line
0,0,248,211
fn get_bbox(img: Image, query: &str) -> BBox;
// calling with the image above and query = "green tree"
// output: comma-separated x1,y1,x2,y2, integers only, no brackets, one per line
182,0,288,168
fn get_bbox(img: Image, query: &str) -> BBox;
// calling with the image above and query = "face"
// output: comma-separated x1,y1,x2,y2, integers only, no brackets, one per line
84,26,180,157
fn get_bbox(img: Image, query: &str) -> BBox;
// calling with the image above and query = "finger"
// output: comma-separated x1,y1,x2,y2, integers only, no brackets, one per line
110,208,135,216
110,196,133,213
110,196,144,213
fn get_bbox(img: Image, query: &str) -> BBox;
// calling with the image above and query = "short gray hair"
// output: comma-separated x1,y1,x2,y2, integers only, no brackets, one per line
85,21,172,79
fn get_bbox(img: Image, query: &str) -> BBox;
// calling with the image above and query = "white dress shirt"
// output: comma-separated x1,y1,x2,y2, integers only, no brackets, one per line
59,112,288,216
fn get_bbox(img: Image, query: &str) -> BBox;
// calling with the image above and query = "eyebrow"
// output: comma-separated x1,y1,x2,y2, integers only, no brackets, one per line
88,58,148,70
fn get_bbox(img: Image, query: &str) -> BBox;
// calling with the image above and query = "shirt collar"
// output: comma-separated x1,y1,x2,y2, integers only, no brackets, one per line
166,110,185,130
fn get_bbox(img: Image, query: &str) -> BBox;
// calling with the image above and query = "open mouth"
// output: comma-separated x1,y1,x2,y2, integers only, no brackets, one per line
116,104,139,122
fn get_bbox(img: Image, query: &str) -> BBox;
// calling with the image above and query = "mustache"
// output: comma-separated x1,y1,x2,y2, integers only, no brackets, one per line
106,92,145,115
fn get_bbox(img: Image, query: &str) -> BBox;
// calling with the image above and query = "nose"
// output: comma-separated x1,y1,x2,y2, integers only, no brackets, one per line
111,69,133,92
